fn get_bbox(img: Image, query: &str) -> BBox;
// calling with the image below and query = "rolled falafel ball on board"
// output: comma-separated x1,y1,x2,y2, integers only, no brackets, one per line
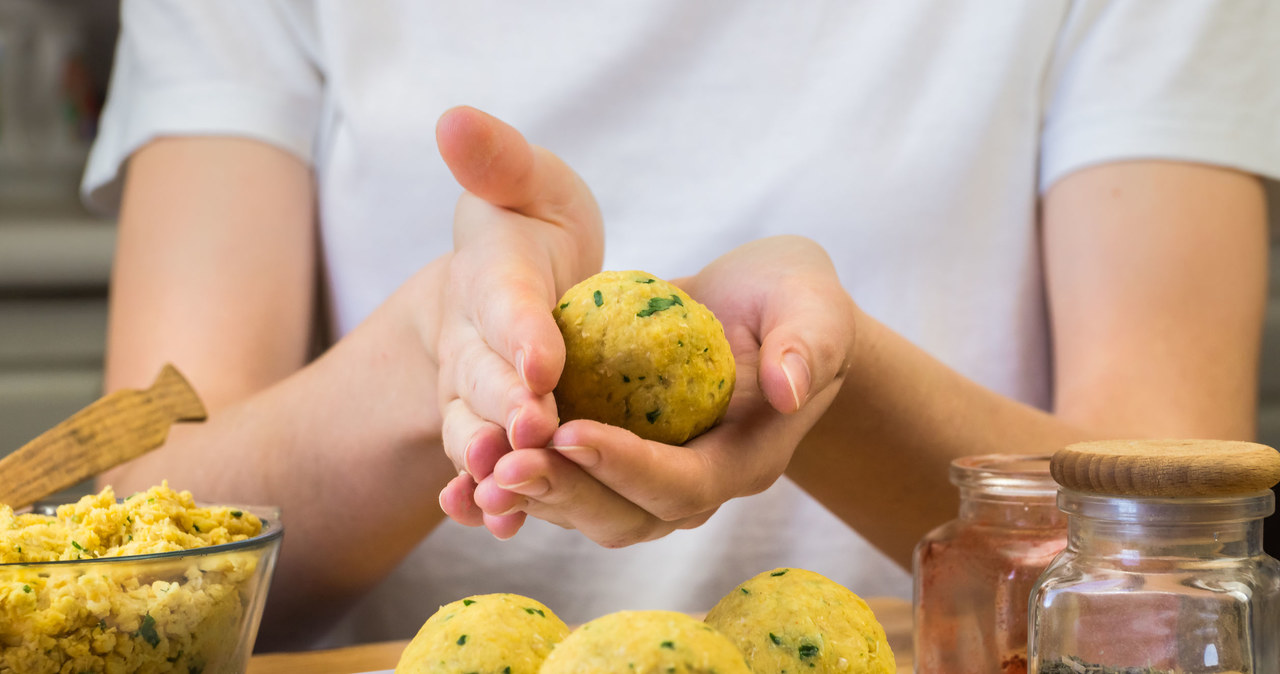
705,567,897,674
394,593,569,674
539,609,751,674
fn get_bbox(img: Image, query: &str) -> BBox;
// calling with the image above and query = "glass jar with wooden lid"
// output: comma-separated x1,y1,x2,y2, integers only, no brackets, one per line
1028,439,1280,674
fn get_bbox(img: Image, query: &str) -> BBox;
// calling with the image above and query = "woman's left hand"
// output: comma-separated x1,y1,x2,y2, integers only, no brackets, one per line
470,235,861,546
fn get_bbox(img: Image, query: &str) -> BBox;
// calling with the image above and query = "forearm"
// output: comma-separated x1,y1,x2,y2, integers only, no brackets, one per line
789,162,1267,569
101,259,457,646
786,310,1093,568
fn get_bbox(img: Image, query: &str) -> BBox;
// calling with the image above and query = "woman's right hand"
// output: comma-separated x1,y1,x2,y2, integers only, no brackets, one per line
431,106,604,539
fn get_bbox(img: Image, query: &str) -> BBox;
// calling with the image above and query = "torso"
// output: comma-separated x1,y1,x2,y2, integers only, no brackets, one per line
307,0,1068,645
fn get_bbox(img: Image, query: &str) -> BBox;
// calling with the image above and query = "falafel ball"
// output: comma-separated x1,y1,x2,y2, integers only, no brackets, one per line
553,270,734,445
540,610,750,674
705,568,896,673
394,593,569,674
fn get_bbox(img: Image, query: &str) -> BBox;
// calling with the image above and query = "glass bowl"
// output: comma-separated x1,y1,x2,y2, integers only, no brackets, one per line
0,505,283,674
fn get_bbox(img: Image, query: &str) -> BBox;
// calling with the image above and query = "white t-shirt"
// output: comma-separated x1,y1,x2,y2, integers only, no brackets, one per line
85,0,1280,646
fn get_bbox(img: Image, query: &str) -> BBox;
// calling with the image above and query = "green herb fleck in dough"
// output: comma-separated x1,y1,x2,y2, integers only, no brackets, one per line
637,278,656,283
636,294,683,317
771,569,789,576
593,290,603,307
623,375,630,383
22,584,31,593
560,302,570,309
71,540,83,551
646,409,661,424
462,599,476,606
677,340,683,347
231,510,242,518
740,587,750,595
504,668,511,674
660,641,675,649
524,607,546,617
457,634,468,646
769,633,783,646
798,643,819,659
137,614,160,648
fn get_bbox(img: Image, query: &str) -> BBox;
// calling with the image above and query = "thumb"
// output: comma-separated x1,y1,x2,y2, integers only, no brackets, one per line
757,298,854,414
436,106,601,240
751,249,857,414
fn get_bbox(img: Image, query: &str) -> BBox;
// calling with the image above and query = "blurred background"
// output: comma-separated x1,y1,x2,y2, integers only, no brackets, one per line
0,2,1277,549
1,0,117,480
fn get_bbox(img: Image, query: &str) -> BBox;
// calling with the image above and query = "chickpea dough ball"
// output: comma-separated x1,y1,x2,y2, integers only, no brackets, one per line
539,610,751,674
553,270,735,444
705,568,896,674
394,593,569,674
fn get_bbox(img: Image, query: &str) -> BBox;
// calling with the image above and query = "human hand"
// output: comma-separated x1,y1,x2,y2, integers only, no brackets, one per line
469,235,859,546
432,106,603,539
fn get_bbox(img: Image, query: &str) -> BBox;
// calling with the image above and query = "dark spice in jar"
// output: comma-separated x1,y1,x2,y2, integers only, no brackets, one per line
1038,655,1175,674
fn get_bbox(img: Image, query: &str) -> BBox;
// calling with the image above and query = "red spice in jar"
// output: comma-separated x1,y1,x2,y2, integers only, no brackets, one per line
913,455,1067,674
1001,651,1028,674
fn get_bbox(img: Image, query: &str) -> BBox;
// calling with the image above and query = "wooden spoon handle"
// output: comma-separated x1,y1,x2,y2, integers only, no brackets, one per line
0,364,206,510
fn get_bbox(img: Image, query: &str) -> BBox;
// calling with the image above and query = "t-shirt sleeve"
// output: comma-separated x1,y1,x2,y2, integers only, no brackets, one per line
81,0,323,213
1039,0,1280,193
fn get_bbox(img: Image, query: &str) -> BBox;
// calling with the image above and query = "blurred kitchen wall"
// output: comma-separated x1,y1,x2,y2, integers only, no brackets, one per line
0,0,118,485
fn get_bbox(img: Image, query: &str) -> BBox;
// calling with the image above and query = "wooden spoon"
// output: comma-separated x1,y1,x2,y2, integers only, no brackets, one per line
0,364,206,511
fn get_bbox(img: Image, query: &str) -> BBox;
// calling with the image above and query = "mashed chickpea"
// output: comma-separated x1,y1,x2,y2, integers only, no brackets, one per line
0,482,267,674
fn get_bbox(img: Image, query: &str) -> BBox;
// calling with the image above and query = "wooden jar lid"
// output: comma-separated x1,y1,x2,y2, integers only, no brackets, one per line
1051,439,1280,497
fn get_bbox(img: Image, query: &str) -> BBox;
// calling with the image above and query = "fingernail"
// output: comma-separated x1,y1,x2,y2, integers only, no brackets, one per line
507,409,521,448
461,439,476,475
498,476,549,497
781,351,810,410
515,349,530,390
555,445,600,468
494,500,528,517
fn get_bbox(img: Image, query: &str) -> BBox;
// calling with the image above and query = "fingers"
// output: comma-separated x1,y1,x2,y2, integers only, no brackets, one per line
440,398,510,477
439,468,529,540
548,420,766,522
477,446,715,547
446,232,567,396
438,318,559,450
437,106,603,255
438,472,483,527
482,510,527,540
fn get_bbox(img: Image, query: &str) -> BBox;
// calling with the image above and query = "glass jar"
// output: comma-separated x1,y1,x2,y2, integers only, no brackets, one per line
914,454,1068,674
1029,440,1280,674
